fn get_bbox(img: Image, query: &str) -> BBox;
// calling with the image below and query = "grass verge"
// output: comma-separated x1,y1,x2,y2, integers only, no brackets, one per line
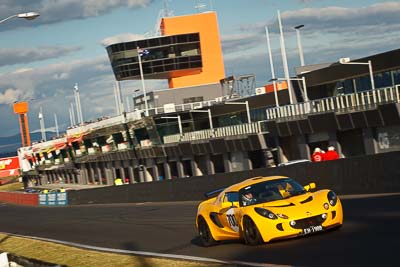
0,182,23,192
0,233,228,267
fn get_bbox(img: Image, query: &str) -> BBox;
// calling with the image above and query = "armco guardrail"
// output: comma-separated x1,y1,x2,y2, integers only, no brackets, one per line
68,151,400,205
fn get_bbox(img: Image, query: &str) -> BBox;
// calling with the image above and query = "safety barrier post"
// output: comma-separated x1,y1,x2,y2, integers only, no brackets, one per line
361,92,365,106
372,89,377,104
355,92,360,106
388,87,393,101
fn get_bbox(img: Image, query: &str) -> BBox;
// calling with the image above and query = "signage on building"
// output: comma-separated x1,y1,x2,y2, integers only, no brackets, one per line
0,157,19,170
39,192,68,206
164,103,176,113
255,87,266,95
0,156,20,178
140,139,152,148
376,125,400,152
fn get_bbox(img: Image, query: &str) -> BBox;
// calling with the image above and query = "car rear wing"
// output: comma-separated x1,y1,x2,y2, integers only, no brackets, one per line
204,187,225,199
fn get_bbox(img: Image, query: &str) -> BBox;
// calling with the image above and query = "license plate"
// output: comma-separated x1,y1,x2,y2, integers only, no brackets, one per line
302,225,323,235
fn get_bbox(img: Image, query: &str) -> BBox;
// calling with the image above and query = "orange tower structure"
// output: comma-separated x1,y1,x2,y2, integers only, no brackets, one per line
13,102,31,147
160,12,225,88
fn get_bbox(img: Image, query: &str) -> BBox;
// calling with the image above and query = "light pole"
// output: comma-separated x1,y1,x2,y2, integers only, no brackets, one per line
339,58,375,90
69,103,76,126
133,88,141,111
294,24,305,67
190,109,214,130
265,26,279,107
0,12,40,24
54,113,59,136
137,47,149,116
74,83,84,124
224,101,251,123
161,115,183,136
38,106,46,141
277,10,294,105
270,77,309,102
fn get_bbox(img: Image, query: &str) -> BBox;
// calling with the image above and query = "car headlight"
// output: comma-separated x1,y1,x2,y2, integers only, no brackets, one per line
255,207,278,220
327,191,337,206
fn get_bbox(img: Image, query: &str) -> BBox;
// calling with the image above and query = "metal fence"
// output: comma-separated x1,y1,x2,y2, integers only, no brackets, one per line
163,85,400,144
266,85,400,121
66,95,240,136
163,122,264,144
67,115,125,136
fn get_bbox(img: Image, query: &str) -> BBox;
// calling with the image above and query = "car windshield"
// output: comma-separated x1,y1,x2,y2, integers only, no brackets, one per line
239,178,306,207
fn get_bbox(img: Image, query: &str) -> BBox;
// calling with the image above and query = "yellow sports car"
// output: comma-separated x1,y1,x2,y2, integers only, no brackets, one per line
196,176,343,246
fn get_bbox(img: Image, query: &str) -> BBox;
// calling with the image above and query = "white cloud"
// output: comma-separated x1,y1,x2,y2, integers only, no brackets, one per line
221,33,260,54
233,2,400,37
220,2,400,65
0,88,24,104
0,56,113,125
101,33,145,46
0,46,81,67
280,2,400,33
0,0,153,30
12,68,34,74
52,72,70,80
0,54,169,137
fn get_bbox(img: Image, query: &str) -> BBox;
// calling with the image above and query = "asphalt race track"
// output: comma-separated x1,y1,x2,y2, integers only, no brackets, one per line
0,194,399,266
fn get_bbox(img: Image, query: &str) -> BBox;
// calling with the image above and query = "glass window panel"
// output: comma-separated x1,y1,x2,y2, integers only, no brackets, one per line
392,69,400,85
374,71,392,88
355,76,371,92
344,79,354,94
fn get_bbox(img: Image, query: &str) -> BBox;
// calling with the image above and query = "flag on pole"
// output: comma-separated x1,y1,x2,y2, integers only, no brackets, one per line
138,48,150,57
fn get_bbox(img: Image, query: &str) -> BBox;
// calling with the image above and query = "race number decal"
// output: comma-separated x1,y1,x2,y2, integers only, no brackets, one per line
378,132,390,149
226,208,239,232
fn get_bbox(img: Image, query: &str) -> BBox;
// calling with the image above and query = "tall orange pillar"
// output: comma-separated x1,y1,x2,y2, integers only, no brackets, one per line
13,102,31,147
161,12,225,88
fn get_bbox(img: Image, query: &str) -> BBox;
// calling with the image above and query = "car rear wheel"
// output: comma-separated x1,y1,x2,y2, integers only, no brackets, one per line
243,216,263,245
198,217,217,247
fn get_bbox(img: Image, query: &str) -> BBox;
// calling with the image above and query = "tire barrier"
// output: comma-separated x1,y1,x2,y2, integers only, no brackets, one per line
68,151,400,205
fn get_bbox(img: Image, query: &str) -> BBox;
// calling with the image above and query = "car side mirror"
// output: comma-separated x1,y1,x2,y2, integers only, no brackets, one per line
304,182,316,192
221,201,238,209
219,202,237,214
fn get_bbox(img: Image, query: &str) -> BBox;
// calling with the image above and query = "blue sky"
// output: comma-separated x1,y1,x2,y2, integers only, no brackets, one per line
0,0,399,138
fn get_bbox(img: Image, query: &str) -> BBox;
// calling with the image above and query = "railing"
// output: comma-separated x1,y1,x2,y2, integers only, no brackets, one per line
31,137,67,153
67,95,240,135
163,122,265,144
67,115,125,136
266,85,400,121
144,95,239,117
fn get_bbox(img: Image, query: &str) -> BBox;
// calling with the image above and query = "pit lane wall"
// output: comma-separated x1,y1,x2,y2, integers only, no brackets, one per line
0,192,38,206
0,192,68,206
68,151,400,205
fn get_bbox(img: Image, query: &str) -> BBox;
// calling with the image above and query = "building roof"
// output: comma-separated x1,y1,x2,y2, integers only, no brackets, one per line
300,48,400,87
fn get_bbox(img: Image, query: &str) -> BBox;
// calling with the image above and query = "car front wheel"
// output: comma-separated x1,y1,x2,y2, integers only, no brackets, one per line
243,216,263,245
198,217,217,247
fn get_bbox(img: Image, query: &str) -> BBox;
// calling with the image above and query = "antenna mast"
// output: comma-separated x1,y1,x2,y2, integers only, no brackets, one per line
145,0,174,37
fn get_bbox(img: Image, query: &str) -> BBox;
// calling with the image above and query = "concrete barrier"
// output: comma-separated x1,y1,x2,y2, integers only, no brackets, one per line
68,151,400,205
0,192,38,206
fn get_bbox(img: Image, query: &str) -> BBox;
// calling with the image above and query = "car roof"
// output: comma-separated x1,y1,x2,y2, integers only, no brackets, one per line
224,175,289,192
